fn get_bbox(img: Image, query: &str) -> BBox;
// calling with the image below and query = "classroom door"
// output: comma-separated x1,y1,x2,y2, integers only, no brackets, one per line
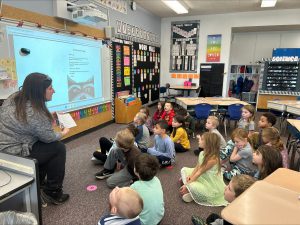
199,63,224,97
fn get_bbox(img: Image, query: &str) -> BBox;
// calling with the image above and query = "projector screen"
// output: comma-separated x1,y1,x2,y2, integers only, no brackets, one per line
6,26,107,112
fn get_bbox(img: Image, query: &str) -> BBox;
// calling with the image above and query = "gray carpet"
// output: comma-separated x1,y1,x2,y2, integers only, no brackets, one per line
42,108,286,225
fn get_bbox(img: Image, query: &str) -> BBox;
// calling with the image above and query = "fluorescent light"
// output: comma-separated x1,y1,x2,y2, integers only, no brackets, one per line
162,0,188,14
261,0,277,7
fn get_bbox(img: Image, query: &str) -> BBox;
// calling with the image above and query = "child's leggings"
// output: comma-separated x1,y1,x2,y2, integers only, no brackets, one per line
220,140,235,160
223,165,242,180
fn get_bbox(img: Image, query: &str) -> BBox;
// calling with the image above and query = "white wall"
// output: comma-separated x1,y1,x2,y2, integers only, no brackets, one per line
231,30,300,65
161,9,300,96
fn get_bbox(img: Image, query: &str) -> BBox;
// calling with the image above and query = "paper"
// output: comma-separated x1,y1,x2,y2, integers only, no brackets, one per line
56,113,77,128
124,77,131,86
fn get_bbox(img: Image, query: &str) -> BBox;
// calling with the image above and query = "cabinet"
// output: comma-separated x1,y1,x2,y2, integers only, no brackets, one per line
229,64,261,104
256,61,300,109
114,97,141,124
261,61,300,92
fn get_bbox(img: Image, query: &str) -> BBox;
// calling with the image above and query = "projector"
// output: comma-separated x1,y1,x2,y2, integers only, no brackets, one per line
72,8,108,23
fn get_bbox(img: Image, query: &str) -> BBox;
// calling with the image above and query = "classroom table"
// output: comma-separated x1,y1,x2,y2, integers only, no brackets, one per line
169,85,199,96
287,119,300,132
267,100,299,112
286,103,300,116
175,97,249,110
264,168,300,192
221,180,300,225
267,100,300,131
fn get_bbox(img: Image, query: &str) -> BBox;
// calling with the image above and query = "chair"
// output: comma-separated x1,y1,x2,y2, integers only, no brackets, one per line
289,141,300,171
159,86,167,101
165,83,182,102
193,103,212,130
224,103,243,137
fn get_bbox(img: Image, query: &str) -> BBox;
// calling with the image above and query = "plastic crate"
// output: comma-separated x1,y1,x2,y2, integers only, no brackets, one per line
242,92,257,103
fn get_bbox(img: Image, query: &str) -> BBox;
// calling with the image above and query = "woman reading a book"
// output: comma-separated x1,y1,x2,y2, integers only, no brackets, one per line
0,73,70,205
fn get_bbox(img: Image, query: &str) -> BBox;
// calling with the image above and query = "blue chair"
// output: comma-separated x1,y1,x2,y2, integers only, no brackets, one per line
159,86,167,101
224,103,243,137
193,103,212,130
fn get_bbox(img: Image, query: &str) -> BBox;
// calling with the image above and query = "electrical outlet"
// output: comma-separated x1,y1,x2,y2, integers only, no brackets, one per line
0,159,34,175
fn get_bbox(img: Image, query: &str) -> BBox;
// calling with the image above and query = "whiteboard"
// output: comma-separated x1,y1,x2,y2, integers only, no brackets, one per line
0,23,111,112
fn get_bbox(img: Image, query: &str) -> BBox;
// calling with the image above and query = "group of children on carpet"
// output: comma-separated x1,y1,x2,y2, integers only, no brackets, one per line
92,101,289,225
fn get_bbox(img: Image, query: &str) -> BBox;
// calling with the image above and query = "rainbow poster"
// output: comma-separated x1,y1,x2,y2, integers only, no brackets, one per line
206,34,221,62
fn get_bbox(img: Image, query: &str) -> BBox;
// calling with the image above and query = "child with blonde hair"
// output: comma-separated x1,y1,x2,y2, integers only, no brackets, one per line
238,105,255,136
171,115,190,152
133,112,151,151
95,129,141,189
206,116,226,149
253,145,283,179
140,106,154,135
179,132,227,206
98,187,143,225
191,174,256,225
223,128,257,181
262,127,288,168
194,116,226,156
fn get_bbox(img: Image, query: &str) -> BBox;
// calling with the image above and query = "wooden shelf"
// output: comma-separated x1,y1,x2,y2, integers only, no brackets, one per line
114,98,141,124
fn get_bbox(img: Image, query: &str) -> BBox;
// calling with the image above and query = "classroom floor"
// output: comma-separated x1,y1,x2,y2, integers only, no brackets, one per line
42,106,288,225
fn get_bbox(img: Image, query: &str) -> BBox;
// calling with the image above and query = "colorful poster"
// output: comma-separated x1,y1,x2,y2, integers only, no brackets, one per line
124,77,130,86
170,20,200,73
123,46,130,55
124,67,130,76
124,56,130,66
206,34,222,62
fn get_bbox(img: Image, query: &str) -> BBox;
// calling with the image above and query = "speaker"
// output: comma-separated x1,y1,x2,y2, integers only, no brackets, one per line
105,26,115,39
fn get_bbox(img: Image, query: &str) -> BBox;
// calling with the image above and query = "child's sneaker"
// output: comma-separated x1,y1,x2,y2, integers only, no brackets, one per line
191,215,206,225
95,169,114,180
91,156,104,165
182,193,193,203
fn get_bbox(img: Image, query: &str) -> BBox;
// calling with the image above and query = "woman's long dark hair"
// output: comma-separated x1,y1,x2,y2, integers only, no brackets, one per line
14,73,53,123
171,115,186,137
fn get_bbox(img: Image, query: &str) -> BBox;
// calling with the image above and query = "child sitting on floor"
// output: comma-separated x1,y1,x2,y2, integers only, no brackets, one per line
249,112,276,150
177,108,196,138
171,115,190,152
223,128,257,181
161,101,175,133
140,106,154,135
238,105,255,137
91,124,139,164
153,101,165,123
194,116,226,156
191,174,256,225
131,154,164,225
146,120,175,167
179,132,227,206
262,127,288,168
98,187,143,225
252,145,283,180
95,129,141,189
133,112,151,151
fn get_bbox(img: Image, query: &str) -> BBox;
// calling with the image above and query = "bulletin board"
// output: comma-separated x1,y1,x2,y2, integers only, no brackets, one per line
112,40,133,96
170,20,200,73
133,42,160,105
